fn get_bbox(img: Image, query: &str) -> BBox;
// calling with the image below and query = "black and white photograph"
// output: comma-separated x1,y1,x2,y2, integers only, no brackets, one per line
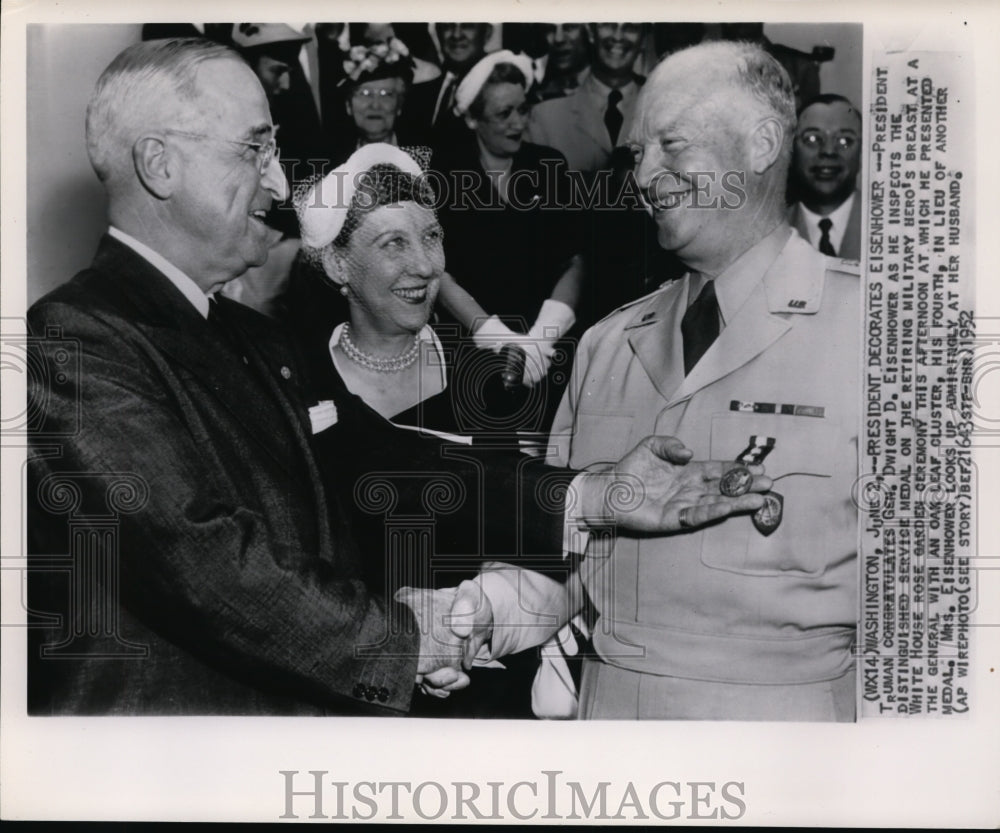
1,0,997,825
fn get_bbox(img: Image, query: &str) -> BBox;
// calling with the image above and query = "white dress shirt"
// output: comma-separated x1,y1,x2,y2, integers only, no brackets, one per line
108,226,211,318
797,192,856,256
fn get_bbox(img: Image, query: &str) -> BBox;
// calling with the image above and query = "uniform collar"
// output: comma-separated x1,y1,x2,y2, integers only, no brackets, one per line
685,223,793,327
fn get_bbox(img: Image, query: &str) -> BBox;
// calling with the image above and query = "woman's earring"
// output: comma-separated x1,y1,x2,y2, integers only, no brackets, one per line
340,283,350,297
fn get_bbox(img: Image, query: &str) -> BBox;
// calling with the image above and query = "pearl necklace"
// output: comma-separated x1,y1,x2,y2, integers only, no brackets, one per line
339,323,421,373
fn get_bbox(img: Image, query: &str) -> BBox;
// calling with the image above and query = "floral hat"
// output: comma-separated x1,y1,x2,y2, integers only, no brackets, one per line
340,38,415,87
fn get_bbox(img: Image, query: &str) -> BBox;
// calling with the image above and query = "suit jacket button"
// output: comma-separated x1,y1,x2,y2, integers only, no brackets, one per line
280,366,292,379
377,687,390,703
353,683,366,699
365,685,377,701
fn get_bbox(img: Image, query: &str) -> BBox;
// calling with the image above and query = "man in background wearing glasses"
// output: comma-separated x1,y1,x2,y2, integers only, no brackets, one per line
788,94,863,260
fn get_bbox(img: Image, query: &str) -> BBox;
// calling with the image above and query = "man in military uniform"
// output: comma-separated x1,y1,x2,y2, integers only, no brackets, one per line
471,40,860,721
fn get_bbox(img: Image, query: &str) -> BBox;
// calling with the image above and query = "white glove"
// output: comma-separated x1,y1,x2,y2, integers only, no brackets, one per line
522,299,576,386
471,315,549,387
471,315,518,353
528,299,576,345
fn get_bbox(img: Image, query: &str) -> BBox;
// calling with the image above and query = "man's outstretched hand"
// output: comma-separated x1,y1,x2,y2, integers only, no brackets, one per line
577,435,772,533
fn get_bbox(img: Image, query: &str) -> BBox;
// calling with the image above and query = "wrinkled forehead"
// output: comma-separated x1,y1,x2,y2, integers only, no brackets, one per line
352,200,439,239
798,101,861,133
629,63,737,141
186,58,273,138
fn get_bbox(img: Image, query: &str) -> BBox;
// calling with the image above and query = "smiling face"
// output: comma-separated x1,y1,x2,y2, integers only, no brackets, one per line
627,59,759,272
592,23,643,77
469,82,529,158
347,78,403,143
792,100,861,211
168,58,287,286
335,202,445,338
436,23,490,72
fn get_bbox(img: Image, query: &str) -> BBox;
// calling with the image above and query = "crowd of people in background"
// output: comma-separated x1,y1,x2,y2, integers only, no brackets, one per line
26,26,863,721
141,23,860,413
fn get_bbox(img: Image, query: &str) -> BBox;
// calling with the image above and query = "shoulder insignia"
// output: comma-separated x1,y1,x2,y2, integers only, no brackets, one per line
596,282,670,326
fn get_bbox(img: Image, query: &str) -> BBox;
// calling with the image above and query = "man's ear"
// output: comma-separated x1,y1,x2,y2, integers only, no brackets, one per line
482,24,494,44
749,117,784,174
132,135,176,199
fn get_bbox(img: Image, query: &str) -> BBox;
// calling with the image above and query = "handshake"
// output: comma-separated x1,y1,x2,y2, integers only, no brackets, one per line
396,435,773,697
396,580,496,698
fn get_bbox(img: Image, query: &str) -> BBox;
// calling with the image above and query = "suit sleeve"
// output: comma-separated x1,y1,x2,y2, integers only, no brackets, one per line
28,302,420,713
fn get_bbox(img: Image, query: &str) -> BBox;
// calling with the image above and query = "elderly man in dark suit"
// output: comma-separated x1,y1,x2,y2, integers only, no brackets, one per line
26,38,766,716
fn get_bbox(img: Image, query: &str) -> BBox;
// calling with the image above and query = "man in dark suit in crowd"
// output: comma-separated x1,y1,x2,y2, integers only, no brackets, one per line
404,23,493,151
788,94,862,260
26,38,764,716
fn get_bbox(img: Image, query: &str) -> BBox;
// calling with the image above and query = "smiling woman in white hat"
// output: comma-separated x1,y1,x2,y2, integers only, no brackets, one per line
291,143,543,718
434,50,585,400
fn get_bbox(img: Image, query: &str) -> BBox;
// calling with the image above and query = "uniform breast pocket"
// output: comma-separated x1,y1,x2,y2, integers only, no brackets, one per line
701,412,840,577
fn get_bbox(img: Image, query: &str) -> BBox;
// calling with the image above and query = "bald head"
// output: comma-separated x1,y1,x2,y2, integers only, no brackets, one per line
626,41,796,275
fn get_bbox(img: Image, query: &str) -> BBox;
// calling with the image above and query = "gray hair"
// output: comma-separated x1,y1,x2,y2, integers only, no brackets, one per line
658,40,797,158
85,38,237,183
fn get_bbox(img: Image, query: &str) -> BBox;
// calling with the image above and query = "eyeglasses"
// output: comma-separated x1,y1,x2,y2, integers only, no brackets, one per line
352,88,399,102
164,129,280,174
796,131,858,153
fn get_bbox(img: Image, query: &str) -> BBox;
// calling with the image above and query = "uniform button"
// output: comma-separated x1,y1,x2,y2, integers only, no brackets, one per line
377,687,390,703
365,686,377,701
352,683,366,699
280,366,292,379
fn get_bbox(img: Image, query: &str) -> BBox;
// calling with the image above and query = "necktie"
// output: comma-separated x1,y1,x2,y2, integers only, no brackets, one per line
681,279,720,375
434,75,456,126
605,88,624,146
818,217,836,256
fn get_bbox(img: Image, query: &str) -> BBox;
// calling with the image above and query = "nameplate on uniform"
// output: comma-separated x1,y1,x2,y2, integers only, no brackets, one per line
730,400,825,418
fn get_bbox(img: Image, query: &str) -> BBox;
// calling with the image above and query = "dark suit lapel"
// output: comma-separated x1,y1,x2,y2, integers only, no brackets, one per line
89,236,306,476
